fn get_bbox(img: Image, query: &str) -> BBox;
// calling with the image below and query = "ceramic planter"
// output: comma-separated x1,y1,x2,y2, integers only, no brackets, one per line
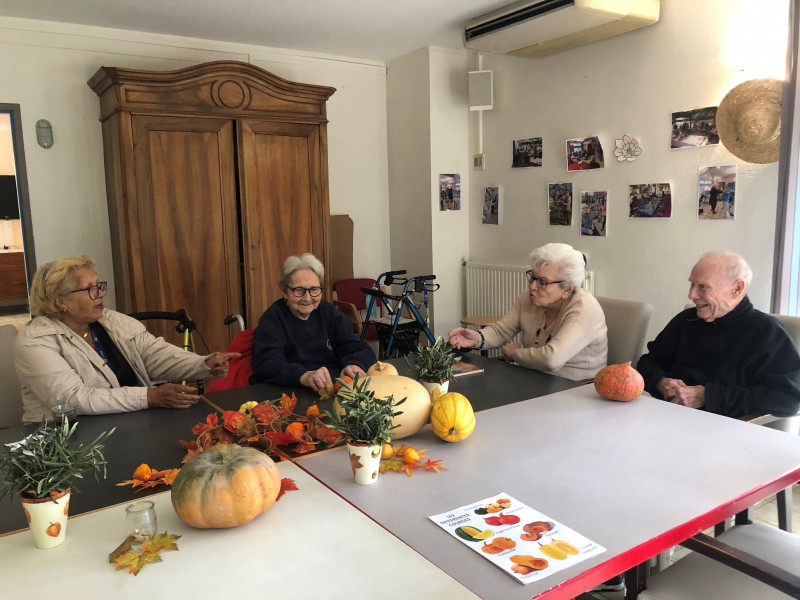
346,442,381,485
20,488,70,549
421,379,450,397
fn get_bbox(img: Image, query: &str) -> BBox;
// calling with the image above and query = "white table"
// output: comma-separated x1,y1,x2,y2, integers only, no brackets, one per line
0,462,479,600
297,384,800,599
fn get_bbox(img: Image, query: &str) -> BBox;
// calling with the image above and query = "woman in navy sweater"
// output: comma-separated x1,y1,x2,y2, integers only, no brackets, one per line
251,253,375,391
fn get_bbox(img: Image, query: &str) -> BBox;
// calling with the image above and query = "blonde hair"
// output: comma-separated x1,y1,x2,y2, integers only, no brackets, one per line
29,255,96,317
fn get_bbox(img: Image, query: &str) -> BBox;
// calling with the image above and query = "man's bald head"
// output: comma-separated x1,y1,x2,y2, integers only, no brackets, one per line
688,253,751,322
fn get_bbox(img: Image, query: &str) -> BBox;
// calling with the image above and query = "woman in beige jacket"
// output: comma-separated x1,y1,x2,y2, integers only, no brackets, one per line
16,255,238,424
448,243,607,381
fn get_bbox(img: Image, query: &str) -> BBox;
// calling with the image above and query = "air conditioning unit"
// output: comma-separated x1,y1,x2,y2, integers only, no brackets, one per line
464,0,660,58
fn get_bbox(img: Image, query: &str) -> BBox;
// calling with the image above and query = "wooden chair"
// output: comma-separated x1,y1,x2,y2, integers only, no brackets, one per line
332,278,384,341
595,296,653,366
0,324,23,428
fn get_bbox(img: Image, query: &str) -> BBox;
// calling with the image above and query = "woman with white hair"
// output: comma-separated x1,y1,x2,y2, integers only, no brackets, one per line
251,253,375,390
448,243,607,380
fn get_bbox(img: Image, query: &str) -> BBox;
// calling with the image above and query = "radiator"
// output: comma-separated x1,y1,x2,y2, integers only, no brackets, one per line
464,261,595,356
465,261,529,319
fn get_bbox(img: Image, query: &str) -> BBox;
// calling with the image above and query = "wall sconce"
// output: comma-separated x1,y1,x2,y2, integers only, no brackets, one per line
36,119,53,149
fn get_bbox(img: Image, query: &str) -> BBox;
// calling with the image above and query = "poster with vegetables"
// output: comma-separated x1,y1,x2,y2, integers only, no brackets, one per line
429,492,605,585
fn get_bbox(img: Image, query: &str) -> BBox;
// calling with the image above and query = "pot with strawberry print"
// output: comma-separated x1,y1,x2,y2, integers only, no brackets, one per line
0,419,113,548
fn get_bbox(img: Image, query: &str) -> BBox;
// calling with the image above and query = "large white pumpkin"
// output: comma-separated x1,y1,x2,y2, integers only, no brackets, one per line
337,374,431,439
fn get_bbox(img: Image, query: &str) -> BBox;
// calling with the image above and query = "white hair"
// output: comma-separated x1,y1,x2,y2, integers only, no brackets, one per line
528,243,586,290
701,252,753,290
279,253,324,291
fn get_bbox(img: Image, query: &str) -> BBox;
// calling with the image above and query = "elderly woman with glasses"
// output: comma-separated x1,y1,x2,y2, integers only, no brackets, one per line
15,255,239,423
251,253,375,391
448,243,607,381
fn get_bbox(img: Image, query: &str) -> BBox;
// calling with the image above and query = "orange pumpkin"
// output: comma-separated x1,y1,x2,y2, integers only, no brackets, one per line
171,444,281,529
594,362,644,402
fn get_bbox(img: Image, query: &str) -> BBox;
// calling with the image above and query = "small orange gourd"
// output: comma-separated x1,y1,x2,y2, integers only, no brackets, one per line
594,362,644,402
431,392,475,442
171,444,281,529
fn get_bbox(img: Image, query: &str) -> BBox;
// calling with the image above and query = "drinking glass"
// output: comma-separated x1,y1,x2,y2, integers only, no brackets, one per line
51,404,78,424
126,500,157,542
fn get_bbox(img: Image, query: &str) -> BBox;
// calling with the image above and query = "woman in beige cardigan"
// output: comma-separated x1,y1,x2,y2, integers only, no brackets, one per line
16,255,238,423
448,243,607,381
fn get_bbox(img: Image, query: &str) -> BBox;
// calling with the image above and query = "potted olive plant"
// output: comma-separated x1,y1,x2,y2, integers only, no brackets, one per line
0,419,114,548
323,375,405,485
407,336,460,396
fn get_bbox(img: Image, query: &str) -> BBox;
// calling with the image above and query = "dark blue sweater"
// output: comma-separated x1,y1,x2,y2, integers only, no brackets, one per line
637,297,800,418
251,298,375,387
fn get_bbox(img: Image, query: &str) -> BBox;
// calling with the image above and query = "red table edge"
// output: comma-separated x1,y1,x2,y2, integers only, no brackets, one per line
293,456,800,600
538,466,800,600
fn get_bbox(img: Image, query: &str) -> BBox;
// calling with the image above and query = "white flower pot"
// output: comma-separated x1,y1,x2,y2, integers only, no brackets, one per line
20,488,70,549
346,442,381,485
421,379,450,398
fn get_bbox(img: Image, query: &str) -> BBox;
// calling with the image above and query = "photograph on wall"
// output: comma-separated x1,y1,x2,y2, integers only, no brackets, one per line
512,137,543,168
698,165,736,220
548,182,573,226
580,191,607,237
671,107,719,148
629,183,672,218
482,186,499,225
566,137,604,171
439,174,461,211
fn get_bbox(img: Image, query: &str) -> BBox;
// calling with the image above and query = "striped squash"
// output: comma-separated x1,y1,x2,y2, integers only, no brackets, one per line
431,392,475,442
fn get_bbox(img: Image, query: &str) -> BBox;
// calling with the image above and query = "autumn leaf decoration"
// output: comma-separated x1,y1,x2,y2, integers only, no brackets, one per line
116,463,180,491
379,444,448,478
109,531,181,576
179,393,344,462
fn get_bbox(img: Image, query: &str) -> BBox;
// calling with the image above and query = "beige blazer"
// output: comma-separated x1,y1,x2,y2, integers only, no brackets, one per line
16,309,212,423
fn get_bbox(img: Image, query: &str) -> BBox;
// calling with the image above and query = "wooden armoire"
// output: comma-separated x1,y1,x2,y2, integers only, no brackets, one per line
88,61,335,352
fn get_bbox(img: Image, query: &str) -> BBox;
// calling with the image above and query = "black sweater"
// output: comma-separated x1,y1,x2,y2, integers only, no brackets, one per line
637,297,800,418
251,298,375,387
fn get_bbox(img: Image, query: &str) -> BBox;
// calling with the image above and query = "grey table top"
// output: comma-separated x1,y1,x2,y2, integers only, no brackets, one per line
296,384,800,599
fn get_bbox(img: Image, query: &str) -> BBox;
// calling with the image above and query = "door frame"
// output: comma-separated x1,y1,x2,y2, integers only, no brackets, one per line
0,103,36,285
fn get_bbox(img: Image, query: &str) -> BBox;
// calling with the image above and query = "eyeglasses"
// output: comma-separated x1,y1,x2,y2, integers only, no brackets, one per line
69,281,107,300
288,286,322,298
525,271,563,289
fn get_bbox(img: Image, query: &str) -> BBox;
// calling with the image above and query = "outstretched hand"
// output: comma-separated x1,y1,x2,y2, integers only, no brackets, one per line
448,327,479,349
205,352,241,378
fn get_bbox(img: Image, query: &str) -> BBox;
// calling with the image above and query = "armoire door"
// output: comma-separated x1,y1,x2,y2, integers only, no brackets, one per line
130,115,242,352
238,119,330,328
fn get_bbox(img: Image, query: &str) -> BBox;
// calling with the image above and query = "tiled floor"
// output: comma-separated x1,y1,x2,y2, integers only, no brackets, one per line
587,484,800,599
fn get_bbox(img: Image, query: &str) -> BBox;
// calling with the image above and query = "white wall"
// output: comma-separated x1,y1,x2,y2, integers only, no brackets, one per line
387,47,470,338
0,17,391,309
429,48,470,337
467,0,790,341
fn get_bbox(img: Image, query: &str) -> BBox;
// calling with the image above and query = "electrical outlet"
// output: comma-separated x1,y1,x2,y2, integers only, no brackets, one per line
473,154,485,170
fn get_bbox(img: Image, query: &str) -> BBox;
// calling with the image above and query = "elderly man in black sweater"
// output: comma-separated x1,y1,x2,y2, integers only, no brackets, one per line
637,252,800,419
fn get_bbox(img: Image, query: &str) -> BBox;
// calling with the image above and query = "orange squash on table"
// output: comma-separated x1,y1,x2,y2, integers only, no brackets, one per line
594,362,644,402
336,372,430,439
171,444,281,529
431,392,475,442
